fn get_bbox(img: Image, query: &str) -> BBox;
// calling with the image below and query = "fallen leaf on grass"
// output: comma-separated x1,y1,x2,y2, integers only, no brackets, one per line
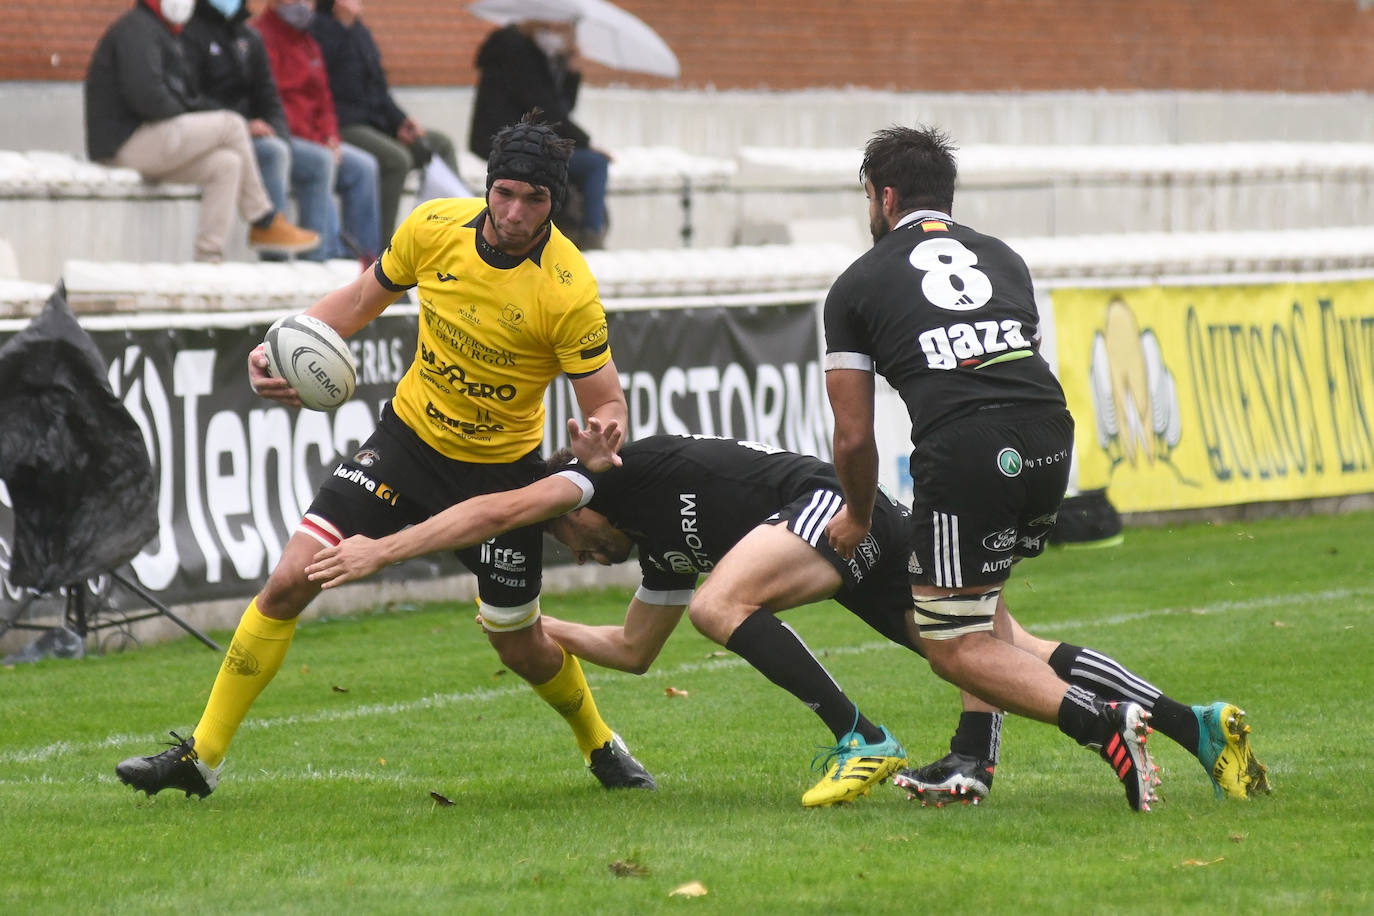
492,669,508,678
377,757,387,766
608,860,648,877
1181,857,1225,867
331,685,349,693
1229,833,1247,843
705,650,729,658
300,665,311,674
1271,620,1288,628
665,687,689,698
429,791,455,807
669,881,708,897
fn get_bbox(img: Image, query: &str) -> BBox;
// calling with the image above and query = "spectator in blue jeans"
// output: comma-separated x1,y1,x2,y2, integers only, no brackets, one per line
182,0,365,260
254,0,381,260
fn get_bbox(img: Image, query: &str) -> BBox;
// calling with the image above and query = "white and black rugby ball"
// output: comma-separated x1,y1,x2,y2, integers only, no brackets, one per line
262,314,356,411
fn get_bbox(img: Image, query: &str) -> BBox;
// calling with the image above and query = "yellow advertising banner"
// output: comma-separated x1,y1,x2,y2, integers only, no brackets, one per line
1051,279,1374,512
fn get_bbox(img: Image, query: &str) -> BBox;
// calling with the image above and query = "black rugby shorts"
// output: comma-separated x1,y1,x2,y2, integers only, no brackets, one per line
908,406,1074,589
766,486,918,652
307,403,546,607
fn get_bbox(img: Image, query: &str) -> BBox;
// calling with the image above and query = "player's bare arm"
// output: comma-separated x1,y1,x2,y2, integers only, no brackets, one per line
249,269,399,406
568,358,628,470
824,367,879,559
306,475,585,588
542,598,686,675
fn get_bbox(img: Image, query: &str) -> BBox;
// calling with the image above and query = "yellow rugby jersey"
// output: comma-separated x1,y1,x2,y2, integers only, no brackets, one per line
376,197,612,463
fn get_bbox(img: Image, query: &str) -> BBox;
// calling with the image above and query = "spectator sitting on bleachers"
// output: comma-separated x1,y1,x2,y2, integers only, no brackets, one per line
253,0,382,261
310,0,459,241
470,19,610,250
182,0,349,262
84,0,320,262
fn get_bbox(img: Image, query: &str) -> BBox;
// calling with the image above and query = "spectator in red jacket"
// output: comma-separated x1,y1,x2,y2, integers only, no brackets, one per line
253,0,381,259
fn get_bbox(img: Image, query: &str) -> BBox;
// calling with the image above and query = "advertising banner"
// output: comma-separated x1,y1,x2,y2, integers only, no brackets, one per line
0,299,826,607
1051,278,1374,512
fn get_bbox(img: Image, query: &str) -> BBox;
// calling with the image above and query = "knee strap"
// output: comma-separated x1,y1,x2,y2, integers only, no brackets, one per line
478,597,541,633
913,588,1000,640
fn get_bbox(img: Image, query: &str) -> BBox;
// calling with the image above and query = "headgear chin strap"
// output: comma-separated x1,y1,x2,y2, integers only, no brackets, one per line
485,114,572,220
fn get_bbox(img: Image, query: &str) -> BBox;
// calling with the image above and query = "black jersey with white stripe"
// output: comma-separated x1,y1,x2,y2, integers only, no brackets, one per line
557,435,840,593
823,211,1066,443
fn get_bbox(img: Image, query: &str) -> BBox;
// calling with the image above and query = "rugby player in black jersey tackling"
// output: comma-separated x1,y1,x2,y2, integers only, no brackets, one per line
114,112,656,800
307,434,915,807
307,430,1265,810
822,124,1267,811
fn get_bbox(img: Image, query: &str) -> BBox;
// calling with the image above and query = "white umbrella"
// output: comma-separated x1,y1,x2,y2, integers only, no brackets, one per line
466,0,681,79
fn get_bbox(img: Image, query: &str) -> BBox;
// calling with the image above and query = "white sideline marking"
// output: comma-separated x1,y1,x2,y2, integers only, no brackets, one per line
2,585,1365,768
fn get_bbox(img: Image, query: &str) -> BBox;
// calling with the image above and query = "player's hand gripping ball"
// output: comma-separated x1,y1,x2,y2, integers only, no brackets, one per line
262,314,357,411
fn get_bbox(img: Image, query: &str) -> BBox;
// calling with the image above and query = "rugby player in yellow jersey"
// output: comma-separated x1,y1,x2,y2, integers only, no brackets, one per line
115,112,654,797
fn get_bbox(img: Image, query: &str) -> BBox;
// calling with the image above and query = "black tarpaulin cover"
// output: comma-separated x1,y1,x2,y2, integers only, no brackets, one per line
0,287,157,590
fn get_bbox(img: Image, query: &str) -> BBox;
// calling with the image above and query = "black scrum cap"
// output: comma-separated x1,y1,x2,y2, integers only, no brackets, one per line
485,112,572,216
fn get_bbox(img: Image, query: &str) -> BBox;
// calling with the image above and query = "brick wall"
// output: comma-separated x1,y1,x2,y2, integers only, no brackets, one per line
4,0,1373,91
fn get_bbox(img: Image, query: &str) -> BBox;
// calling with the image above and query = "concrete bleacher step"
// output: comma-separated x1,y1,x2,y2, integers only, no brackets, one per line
3,227,1368,323
8,141,1374,285
59,259,367,314
1007,225,1374,278
732,141,1374,242
445,147,737,250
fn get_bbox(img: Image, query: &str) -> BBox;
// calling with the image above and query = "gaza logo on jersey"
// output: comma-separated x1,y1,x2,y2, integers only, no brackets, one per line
908,237,1034,370
919,319,1032,370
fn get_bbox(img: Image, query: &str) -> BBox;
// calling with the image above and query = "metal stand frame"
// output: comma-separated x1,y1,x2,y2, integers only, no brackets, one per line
0,570,220,652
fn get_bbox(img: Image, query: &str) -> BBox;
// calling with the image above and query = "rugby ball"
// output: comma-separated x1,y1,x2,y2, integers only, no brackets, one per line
262,314,356,411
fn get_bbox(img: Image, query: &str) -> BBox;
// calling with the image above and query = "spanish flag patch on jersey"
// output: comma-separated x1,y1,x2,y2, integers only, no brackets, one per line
921,219,949,232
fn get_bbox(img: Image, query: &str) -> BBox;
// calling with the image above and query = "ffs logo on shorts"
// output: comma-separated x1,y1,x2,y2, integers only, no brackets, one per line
997,447,1023,477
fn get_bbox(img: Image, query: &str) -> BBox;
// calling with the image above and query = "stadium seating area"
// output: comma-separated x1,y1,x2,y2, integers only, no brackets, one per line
7,223,1374,323
3,86,1374,311
7,139,1374,291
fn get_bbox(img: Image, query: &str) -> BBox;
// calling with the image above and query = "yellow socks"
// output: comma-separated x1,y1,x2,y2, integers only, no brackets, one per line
531,648,614,760
192,600,298,768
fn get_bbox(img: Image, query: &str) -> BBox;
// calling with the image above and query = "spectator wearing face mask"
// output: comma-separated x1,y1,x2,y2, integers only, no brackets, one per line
84,0,320,261
310,0,460,242
252,0,382,260
182,0,353,262
468,19,611,250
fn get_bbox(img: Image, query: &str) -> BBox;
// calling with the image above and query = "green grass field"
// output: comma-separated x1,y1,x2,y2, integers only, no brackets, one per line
3,511,1372,914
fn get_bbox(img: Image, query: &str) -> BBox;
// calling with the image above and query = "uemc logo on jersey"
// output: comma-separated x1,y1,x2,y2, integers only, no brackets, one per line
919,320,1032,370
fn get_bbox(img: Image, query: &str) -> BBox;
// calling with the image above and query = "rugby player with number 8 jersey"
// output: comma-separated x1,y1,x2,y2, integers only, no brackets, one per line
822,125,1269,811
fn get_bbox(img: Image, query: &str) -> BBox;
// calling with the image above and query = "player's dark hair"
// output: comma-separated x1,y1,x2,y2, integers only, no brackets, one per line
544,447,576,475
860,124,958,214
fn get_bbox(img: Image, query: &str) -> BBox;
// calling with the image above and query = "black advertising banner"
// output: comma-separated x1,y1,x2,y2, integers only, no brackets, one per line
0,299,826,608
